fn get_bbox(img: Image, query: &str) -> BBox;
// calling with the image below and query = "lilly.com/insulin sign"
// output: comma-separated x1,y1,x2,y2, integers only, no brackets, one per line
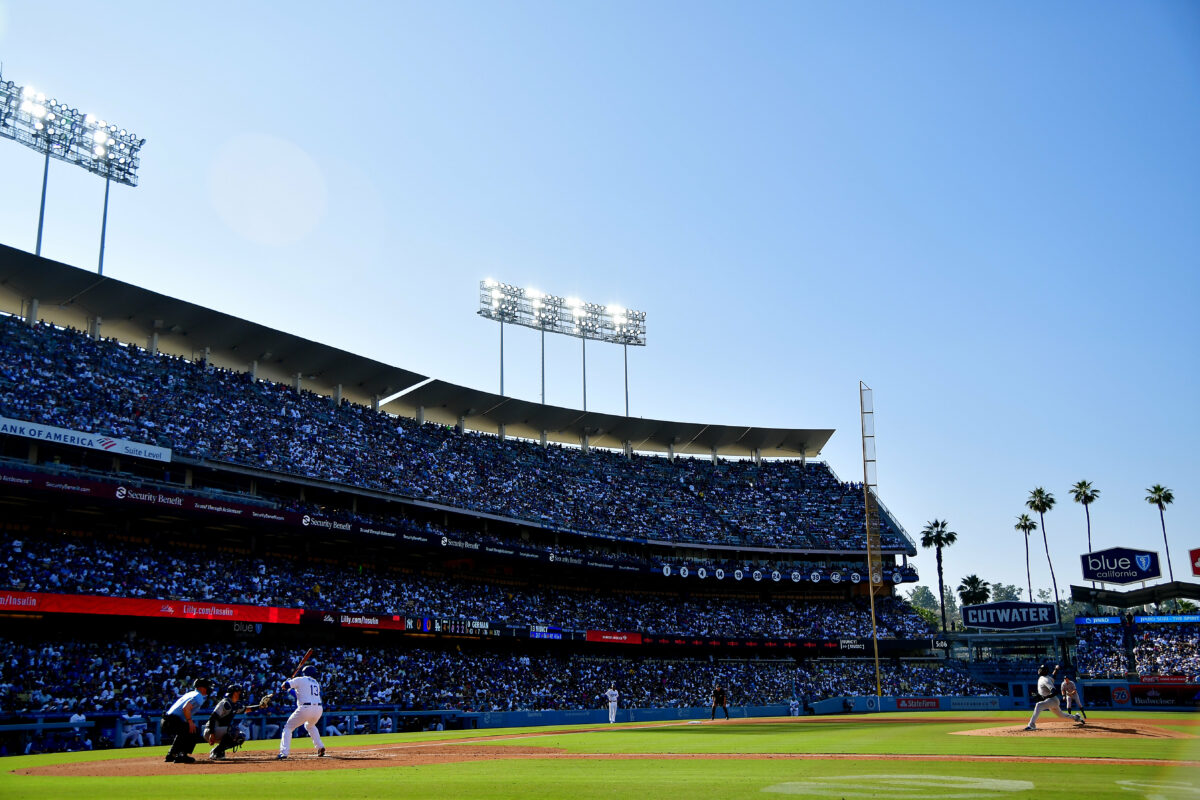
0,416,171,463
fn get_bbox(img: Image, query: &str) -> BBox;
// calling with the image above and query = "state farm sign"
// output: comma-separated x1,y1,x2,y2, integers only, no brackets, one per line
962,601,1058,630
897,698,939,710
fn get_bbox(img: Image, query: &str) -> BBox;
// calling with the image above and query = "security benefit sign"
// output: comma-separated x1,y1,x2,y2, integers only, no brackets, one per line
1081,547,1161,584
962,601,1058,630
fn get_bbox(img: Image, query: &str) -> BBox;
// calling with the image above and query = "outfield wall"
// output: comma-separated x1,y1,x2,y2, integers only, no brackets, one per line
473,705,790,728
813,696,1025,714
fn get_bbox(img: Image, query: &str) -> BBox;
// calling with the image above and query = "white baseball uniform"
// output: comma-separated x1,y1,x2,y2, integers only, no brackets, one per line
604,688,619,723
279,676,326,756
1061,678,1080,708
1026,673,1078,728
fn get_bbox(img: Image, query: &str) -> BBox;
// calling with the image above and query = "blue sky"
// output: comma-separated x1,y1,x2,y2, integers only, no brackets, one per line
0,1,1196,597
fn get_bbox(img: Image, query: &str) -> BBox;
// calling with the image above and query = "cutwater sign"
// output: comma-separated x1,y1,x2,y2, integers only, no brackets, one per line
1081,547,1161,584
962,601,1058,630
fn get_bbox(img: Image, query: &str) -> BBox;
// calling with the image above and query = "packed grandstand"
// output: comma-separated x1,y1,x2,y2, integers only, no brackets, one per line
0,312,911,551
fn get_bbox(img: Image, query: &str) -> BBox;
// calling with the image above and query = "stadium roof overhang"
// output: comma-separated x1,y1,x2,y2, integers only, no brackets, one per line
1069,582,1200,608
0,244,833,458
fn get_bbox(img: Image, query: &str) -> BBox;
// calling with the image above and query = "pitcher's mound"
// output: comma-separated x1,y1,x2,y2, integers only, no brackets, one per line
956,720,1192,739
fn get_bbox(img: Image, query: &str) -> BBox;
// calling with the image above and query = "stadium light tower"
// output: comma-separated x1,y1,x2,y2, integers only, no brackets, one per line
0,72,145,274
478,280,646,414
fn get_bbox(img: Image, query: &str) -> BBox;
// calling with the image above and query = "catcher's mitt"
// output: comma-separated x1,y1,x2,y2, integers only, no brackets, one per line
256,693,275,709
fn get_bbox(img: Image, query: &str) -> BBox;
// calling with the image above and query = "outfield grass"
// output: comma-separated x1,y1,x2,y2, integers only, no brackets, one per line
2,712,1196,800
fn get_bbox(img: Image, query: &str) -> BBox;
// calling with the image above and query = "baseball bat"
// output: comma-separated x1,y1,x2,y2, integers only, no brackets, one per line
289,648,315,680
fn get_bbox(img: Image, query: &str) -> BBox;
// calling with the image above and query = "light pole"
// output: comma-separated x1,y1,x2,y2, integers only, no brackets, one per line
477,281,646,415
0,75,145,271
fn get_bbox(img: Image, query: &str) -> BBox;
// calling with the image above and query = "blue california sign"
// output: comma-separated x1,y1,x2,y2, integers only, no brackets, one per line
1081,547,1161,585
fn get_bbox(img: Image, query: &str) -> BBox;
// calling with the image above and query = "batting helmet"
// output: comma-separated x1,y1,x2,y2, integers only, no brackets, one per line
302,665,319,679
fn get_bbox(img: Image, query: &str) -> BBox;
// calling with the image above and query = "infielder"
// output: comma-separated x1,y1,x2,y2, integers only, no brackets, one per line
161,677,213,763
603,685,619,724
276,665,327,759
1024,664,1082,730
1061,672,1087,721
711,684,730,720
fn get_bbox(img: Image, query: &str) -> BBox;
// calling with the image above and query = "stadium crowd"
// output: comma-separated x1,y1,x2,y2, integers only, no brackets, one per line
1132,622,1200,677
1073,624,1129,678
0,636,998,722
0,531,932,640
1075,619,1200,678
0,316,909,550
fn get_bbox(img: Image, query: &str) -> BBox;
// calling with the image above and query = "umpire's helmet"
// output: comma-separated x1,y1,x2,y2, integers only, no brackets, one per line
302,665,319,679
226,684,244,697
194,677,214,691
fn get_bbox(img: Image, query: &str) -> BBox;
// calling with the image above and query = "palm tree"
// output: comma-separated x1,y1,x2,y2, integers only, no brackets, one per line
1026,488,1061,616
957,574,991,608
1069,480,1100,553
920,519,958,631
1146,485,1175,581
1014,514,1037,602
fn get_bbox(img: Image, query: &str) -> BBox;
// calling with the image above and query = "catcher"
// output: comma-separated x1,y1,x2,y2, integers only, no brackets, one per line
205,684,268,760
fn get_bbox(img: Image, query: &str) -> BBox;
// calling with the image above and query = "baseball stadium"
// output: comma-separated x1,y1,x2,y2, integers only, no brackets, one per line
0,5,1198,800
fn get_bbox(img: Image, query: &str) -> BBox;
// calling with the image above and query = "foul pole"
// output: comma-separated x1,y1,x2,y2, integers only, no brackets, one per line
859,381,883,698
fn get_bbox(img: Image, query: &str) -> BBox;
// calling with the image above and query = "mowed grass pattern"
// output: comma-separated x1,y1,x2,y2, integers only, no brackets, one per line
2,712,1196,800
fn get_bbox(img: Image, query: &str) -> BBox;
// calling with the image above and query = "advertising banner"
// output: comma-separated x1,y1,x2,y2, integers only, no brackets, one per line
962,601,1058,630
0,590,300,624
897,698,939,709
586,630,643,644
0,416,171,462
1191,548,1200,577
1130,684,1200,708
1081,547,1161,584
948,697,1002,711
0,465,297,523
337,613,407,631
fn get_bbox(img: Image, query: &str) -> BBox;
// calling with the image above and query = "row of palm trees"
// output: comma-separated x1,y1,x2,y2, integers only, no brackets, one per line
920,484,1177,631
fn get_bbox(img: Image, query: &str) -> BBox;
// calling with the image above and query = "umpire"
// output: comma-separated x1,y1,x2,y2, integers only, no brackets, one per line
162,678,213,763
